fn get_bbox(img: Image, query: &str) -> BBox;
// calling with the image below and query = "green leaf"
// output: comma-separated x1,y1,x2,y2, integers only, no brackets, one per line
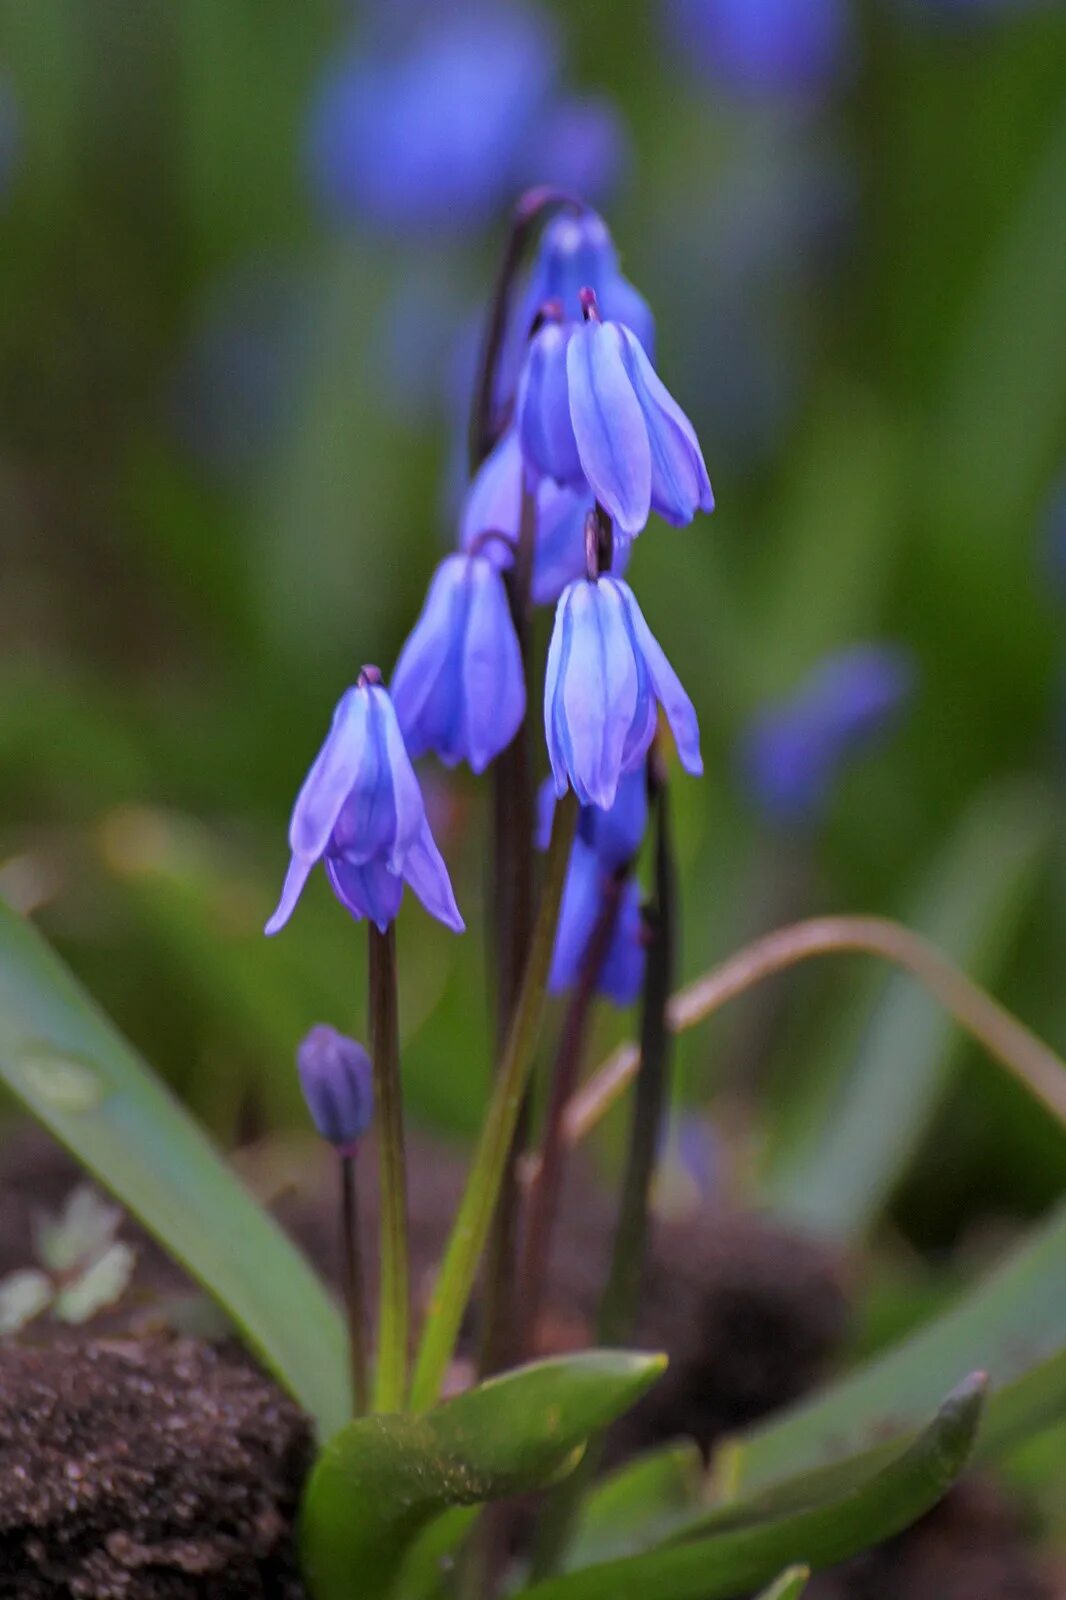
515,1377,983,1600
566,1441,705,1569
0,900,349,1435
725,1199,1066,1497
301,1351,667,1600
754,1568,809,1600
766,781,1052,1239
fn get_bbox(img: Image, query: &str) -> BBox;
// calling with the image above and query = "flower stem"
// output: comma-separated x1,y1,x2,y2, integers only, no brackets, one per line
367,922,409,1413
340,1153,369,1415
480,468,539,1379
531,774,676,1578
410,790,578,1413
562,914,1066,1148
517,872,623,1355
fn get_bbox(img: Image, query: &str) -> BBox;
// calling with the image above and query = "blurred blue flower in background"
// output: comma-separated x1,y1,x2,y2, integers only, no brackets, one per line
306,5,626,235
739,644,916,828
661,0,855,100
548,840,646,1005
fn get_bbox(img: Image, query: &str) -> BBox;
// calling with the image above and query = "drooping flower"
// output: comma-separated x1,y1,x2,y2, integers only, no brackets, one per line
459,429,630,605
266,673,464,935
391,552,525,773
548,837,646,1006
516,308,713,535
545,576,702,809
738,644,916,827
297,1025,374,1154
661,0,854,100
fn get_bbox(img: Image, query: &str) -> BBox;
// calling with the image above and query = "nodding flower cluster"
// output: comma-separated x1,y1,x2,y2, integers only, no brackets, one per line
266,202,714,1006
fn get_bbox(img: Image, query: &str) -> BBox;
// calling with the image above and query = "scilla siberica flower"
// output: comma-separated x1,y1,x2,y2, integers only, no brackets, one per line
391,552,524,773
266,670,464,935
516,295,714,536
545,575,702,809
297,1025,373,1154
459,430,630,605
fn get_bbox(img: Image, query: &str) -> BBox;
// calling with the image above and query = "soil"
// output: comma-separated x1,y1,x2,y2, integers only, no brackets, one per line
0,1124,1055,1599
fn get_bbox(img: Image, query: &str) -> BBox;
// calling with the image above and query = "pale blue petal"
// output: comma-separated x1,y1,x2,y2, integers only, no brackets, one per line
619,582,703,775
375,687,428,869
567,321,651,536
619,327,714,524
543,585,573,797
548,839,601,994
332,691,395,865
264,854,315,936
517,322,583,485
289,687,368,861
459,429,523,554
462,557,525,773
560,579,638,809
403,815,465,932
391,557,469,763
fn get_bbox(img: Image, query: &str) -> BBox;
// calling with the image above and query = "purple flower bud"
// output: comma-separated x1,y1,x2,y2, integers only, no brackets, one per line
297,1025,373,1153
545,576,702,810
266,677,464,935
549,838,646,1007
516,316,713,536
391,553,525,774
739,644,916,827
459,429,630,606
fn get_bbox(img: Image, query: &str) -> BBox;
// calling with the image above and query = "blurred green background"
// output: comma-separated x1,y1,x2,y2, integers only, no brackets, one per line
1,0,1064,1264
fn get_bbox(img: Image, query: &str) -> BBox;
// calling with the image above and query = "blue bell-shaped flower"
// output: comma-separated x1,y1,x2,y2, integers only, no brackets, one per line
266,673,464,935
296,1024,374,1154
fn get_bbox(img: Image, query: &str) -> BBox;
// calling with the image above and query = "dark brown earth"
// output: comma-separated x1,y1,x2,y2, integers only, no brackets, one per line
0,1125,1055,1599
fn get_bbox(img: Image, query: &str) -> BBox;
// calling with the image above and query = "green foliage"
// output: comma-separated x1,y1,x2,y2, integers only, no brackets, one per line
514,1378,983,1600
300,1352,667,1600
0,899,349,1435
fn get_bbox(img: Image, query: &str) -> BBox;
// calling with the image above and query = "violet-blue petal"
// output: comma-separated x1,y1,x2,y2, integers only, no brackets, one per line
325,854,405,933
403,815,465,933
548,839,601,995
579,764,648,869
264,854,316,937
462,556,525,773
598,878,646,1006
617,580,703,775
544,585,575,798
375,685,429,869
460,429,524,553
287,687,369,864
567,321,651,536
619,326,714,525
558,578,639,809
392,556,470,764
517,321,583,485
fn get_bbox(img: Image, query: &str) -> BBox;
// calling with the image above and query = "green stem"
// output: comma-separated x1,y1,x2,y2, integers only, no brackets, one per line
340,1153,369,1415
410,790,578,1413
531,774,677,1577
368,923,409,1413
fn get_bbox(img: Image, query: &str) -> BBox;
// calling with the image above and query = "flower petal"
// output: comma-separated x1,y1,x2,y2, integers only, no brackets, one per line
459,430,523,554
619,327,713,524
324,854,405,933
548,839,601,994
462,557,525,773
264,854,315,936
391,557,469,764
375,687,428,869
517,321,583,485
544,585,574,797
403,815,465,932
619,582,703,775
567,321,651,536
288,687,369,862
559,578,638,809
